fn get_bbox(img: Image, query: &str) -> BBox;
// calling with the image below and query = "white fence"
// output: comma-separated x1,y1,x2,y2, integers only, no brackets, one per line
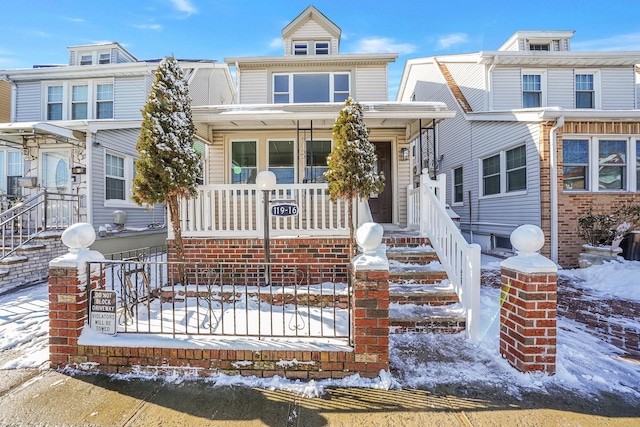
409,172,481,341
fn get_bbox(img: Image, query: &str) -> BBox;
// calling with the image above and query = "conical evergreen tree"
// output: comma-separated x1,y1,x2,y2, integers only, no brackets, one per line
325,97,385,256
132,56,201,283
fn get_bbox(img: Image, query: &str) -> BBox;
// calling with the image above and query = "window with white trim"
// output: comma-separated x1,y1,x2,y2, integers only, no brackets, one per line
105,153,125,200
522,73,542,108
43,80,114,120
268,140,295,184
71,84,88,120
575,72,597,109
231,141,257,184
272,72,350,103
453,166,463,204
80,55,92,66
96,83,114,119
47,85,63,120
315,42,329,55
293,42,308,55
99,53,111,64
563,137,640,192
481,144,527,196
0,150,24,197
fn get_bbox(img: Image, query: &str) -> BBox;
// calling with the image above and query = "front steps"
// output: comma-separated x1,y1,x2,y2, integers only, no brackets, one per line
384,236,466,335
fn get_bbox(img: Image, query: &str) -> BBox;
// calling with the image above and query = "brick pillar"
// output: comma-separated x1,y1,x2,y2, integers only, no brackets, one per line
48,223,105,369
500,225,558,375
351,223,389,377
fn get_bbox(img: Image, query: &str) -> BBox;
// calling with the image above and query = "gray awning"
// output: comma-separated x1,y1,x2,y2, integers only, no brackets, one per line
0,122,85,147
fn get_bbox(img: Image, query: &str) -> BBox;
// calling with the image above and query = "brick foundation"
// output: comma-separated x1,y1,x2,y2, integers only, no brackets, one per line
500,267,557,374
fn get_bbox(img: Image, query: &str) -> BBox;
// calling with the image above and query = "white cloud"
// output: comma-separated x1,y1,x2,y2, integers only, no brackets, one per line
269,37,283,50
571,32,640,51
436,33,469,50
353,37,416,55
133,23,163,31
168,0,197,15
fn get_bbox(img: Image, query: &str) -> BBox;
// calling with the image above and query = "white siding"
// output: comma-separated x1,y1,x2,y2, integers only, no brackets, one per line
208,132,225,184
239,69,268,104
189,68,234,106
15,81,41,121
546,69,574,108
446,62,486,111
284,19,338,55
491,68,521,110
354,66,387,102
601,68,636,110
114,76,148,120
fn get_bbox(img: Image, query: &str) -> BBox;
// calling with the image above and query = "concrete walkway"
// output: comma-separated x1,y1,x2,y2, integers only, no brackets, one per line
1,369,639,426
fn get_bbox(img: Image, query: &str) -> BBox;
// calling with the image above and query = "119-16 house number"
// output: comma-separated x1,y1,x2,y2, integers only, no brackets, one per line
271,204,298,217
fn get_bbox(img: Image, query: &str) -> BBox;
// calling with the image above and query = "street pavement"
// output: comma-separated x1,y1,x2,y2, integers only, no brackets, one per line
1,368,639,426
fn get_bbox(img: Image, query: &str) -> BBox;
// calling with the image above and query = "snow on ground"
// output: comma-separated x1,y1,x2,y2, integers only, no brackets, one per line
1,258,639,401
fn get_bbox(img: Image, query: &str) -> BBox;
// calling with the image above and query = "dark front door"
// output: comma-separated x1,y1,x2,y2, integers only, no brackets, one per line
368,142,392,223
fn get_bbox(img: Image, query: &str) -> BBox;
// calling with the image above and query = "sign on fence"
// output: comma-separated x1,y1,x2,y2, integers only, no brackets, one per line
271,203,298,217
89,289,117,335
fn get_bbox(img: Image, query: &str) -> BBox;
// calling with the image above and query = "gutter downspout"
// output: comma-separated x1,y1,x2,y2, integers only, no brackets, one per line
549,116,564,263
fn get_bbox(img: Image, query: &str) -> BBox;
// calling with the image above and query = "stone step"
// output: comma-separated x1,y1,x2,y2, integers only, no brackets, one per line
389,303,466,334
389,282,459,306
0,255,28,265
0,269,8,278
16,243,46,252
389,268,449,285
386,246,439,265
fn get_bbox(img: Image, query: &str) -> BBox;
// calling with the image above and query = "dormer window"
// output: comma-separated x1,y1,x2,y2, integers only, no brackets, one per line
99,53,111,64
528,44,550,51
315,42,329,55
294,42,308,55
80,55,92,66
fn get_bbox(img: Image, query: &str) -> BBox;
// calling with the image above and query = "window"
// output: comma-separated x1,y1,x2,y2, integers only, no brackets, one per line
1,151,23,197
273,73,350,103
80,55,92,66
481,144,527,196
99,53,111,64
529,44,550,51
315,42,329,55
575,73,595,108
47,86,63,120
71,85,88,120
305,140,331,183
105,153,125,200
268,140,295,184
293,42,308,55
522,74,541,108
599,140,626,190
96,83,114,119
482,154,500,196
231,141,257,184
453,167,463,204
506,145,527,192
563,139,589,190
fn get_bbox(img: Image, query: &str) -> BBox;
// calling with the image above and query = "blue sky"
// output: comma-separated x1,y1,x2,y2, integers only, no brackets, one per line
1,0,639,98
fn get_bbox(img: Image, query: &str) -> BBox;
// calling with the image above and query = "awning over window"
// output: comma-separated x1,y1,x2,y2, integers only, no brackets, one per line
0,122,85,147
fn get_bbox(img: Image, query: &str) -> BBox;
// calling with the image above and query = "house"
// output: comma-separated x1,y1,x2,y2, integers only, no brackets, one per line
397,30,640,267
0,42,234,255
178,5,454,266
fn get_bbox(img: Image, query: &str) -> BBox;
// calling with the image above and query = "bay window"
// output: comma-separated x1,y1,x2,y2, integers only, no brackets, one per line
273,73,350,103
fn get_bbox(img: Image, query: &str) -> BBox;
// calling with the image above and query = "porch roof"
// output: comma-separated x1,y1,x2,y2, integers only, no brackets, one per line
0,122,86,147
192,101,455,132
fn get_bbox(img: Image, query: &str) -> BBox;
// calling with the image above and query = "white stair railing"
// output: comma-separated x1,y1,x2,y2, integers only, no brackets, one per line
419,172,481,341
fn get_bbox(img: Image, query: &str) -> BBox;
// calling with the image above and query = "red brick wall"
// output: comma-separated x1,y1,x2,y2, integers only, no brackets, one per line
500,267,557,374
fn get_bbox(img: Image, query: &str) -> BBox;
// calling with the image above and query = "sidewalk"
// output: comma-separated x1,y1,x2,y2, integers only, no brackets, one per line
1,368,639,426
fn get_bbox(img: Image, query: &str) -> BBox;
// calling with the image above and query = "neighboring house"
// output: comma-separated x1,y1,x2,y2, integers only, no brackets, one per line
180,5,453,258
397,30,640,267
0,42,234,254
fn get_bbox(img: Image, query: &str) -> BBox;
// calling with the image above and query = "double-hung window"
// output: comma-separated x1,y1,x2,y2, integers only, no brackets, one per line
96,83,114,119
99,53,111,64
71,84,88,120
105,153,125,200
47,86,63,120
0,151,23,197
273,73,350,103
80,55,92,66
315,42,329,55
293,42,308,55
575,73,595,108
598,140,626,190
481,144,527,196
562,139,589,190
453,166,463,204
268,140,295,184
231,141,257,184
522,74,542,108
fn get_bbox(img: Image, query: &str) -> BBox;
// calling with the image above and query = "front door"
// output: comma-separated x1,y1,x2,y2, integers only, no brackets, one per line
368,142,392,223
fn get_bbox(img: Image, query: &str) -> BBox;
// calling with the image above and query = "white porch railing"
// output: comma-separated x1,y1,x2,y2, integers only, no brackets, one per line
410,172,481,342
178,184,371,239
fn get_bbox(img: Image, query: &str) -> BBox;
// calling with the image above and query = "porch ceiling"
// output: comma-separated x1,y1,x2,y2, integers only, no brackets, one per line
192,101,455,131
0,122,86,147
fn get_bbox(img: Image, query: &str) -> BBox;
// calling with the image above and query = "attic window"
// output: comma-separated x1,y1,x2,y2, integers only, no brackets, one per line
99,53,111,64
80,55,92,66
315,42,329,55
294,42,308,55
528,43,550,51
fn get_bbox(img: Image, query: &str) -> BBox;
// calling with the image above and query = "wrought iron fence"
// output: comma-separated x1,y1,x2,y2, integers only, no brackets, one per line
87,257,351,342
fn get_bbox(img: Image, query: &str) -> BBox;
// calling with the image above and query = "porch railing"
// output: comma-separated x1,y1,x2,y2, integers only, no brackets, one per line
87,257,351,341
1,191,81,260
409,172,481,341
178,183,361,238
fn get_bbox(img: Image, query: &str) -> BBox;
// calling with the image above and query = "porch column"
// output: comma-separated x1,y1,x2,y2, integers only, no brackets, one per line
500,224,558,375
351,222,389,377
